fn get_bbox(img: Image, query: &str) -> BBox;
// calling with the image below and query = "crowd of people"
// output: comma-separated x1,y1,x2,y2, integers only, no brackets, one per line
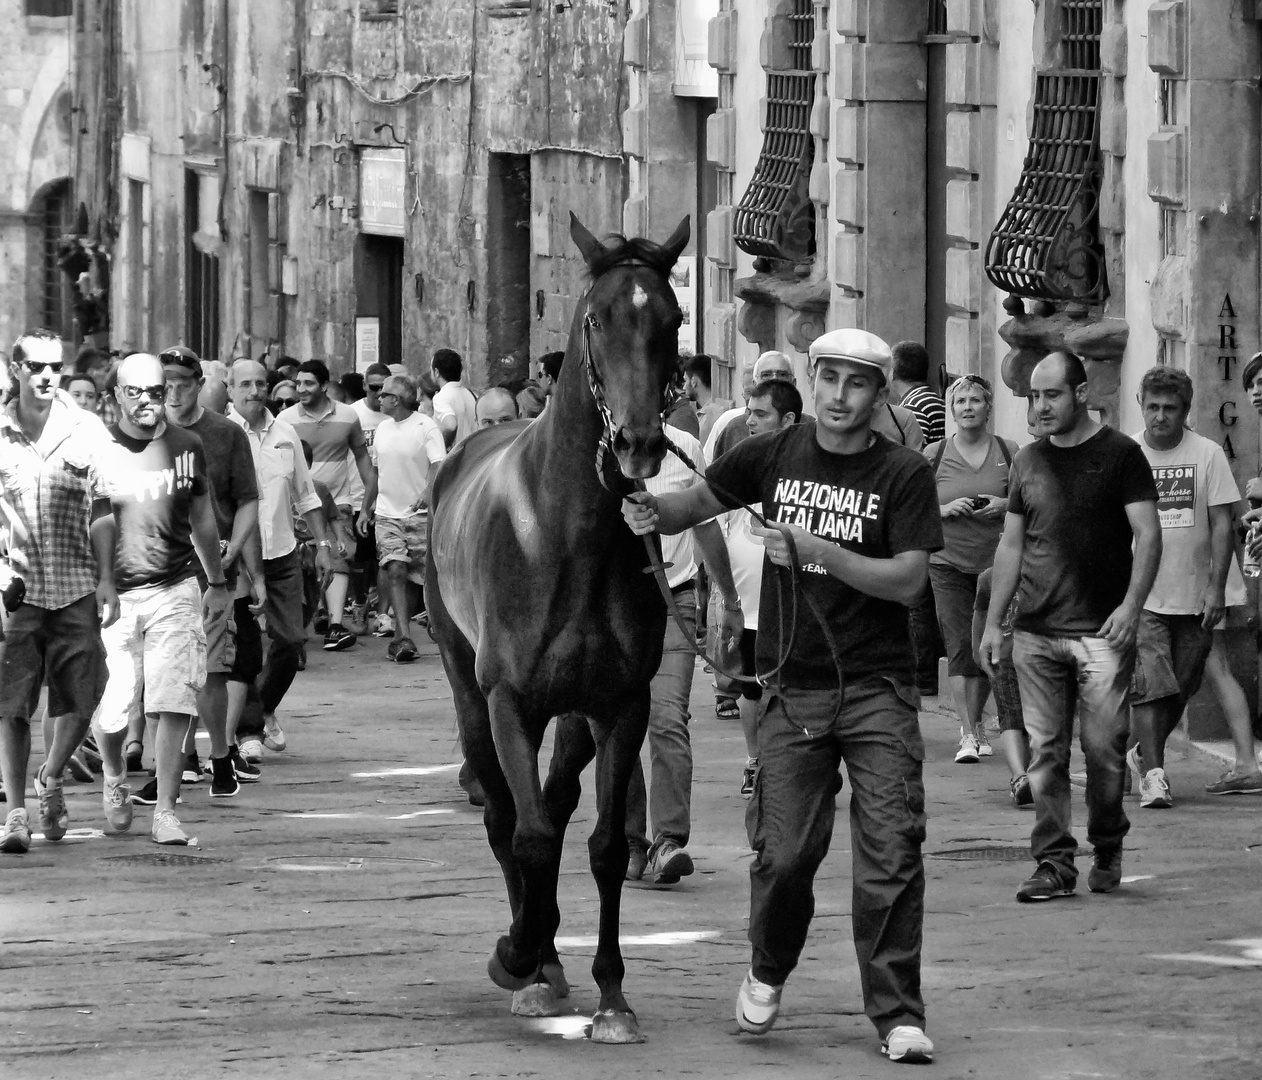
4,321,1262,1066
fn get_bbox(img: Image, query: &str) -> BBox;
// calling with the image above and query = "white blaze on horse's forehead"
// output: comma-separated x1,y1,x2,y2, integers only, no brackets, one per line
631,283,649,309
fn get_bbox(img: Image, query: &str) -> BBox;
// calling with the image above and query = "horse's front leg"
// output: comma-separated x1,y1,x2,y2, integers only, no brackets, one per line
484,685,560,995
586,687,651,1043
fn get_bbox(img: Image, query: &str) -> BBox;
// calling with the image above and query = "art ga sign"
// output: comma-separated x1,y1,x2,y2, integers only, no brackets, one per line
360,149,406,238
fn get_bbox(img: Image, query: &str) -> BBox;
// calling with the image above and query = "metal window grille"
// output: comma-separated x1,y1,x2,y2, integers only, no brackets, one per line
185,174,221,363
733,0,815,262
985,3,1105,303
38,179,75,337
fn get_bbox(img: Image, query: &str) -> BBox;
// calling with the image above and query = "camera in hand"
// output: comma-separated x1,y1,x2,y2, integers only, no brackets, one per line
0,566,25,612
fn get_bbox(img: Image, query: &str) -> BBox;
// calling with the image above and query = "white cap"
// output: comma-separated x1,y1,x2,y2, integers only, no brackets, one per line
808,328,893,383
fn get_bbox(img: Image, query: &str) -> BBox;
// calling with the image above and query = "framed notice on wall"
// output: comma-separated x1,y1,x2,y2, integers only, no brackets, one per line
355,317,380,374
671,256,696,355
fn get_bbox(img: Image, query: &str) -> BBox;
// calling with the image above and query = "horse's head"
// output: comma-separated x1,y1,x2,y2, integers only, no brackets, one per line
570,212,690,480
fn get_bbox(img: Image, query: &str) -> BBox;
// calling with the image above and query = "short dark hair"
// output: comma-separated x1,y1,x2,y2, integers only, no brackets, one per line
417,374,439,401
750,378,802,423
340,371,365,401
1044,349,1088,389
1139,366,1193,408
1243,352,1262,391
298,359,330,386
540,350,564,381
684,353,713,390
12,328,62,364
892,341,930,384
364,363,391,381
432,348,463,382
275,355,299,372
61,372,97,392
75,346,112,375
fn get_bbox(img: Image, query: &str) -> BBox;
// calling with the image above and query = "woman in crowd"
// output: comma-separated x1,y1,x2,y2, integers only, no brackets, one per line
924,374,1019,766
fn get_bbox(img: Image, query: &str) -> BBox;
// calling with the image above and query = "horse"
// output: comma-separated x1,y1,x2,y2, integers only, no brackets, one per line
424,212,690,1043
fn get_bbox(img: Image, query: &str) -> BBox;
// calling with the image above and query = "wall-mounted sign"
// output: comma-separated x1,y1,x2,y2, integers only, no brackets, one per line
360,148,406,238
671,255,696,355
355,316,380,373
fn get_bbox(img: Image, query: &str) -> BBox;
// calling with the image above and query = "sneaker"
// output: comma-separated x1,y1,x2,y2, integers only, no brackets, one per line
735,970,783,1035
323,623,357,651
124,740,144,774
262,715,287,753
238,737,265,764
741,758,758,799
229,746,262,783
67,753,95,783
882,1025,935,1064
33,766,69,841
977,734,993,757
1016,860,1076,903
344,603,368,637
102,776,134,833
182,751,203,784
387,636,419,663
372,613,396,637
1125,745,1145,793
1139,767,1173,809
0,808,32,853
130,778,158,806
1009,773,1033,808
626,847,647,882
313,611,329,635
1205,769,1262,796
209,755,240,799
1087,846,1123,894
955,731,980,764
647,840,694,885
151,808,189,846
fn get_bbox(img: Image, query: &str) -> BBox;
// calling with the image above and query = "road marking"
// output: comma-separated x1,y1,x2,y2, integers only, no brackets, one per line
31,828,106,842
1150,939,1262,968
555,930,720,948
1120,875,1154,883
351,764,462,778
283,810,454,820
523,1016,589,1040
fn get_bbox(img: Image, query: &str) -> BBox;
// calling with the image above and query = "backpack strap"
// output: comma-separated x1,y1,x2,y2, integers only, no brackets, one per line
995,435,1013,468
930,438,948,474
887,403,908,445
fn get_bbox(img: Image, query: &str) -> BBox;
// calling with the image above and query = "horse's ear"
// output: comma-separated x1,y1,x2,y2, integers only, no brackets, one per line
570,212,606,267
661,216,691,265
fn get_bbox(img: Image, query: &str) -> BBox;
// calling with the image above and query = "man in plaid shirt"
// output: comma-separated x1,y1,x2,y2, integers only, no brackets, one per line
0,329,119,853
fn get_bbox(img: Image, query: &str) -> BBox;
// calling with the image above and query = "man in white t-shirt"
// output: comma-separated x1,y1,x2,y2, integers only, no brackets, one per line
430,348,478,448
362,374,446,663
347,363,391,634
1128,367,1261,805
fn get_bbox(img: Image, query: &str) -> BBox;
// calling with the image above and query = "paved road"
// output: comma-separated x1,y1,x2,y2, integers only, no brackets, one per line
2,633,1260,1079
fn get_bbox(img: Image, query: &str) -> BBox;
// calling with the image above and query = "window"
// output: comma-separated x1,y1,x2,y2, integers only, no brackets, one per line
185,171,221,364
732,0,815,263
985,0,1105,303
35,179,74,338
248,191,274,344
26,0,71,16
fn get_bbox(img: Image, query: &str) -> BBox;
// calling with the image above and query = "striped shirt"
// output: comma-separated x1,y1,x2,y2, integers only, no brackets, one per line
0,394,110,609
277,399,368,506
900,385,946,445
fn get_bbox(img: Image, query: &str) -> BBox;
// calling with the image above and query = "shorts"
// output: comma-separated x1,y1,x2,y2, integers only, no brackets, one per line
205,594,264,683
93,577,207,732
376,512,428,586
928,562,982,678
0,594,106,719
1129,609,1213,707
990,656,1025,734
737,628,763,702
329,505,356,575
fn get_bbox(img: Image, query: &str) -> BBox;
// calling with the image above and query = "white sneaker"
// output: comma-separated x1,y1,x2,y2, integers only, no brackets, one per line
238,737,265,764
735,970,783,1035
955,731,980,764
977,735,993,757
371,613,395,637
1125,745,1145,793
102,775,133,833
262,715,287,753
1139,766,1173,809
882,1025,934,1063
152,808,189,846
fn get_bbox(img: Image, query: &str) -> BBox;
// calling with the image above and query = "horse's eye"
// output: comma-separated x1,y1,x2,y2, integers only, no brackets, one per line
587,315,602,330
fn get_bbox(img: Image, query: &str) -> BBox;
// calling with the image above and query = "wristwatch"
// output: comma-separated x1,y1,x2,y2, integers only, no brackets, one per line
317,540,333,548
206,579,228,588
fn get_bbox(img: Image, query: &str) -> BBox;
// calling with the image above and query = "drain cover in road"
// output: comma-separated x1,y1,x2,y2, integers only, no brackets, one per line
103,852,227,867
267,855,444,872
926,846,1093,862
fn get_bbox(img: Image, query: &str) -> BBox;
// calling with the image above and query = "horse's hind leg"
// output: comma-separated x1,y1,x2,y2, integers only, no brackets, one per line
586,690,651,1044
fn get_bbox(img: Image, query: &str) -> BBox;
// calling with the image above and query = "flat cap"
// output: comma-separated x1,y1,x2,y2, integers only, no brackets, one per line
808,328,892,383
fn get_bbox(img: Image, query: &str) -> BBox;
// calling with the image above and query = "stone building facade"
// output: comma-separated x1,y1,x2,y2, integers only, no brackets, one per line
0,1,74,353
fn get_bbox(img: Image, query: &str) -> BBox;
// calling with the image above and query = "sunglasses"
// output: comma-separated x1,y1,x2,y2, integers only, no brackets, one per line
119,384,168,401
22,359,63,374
367,382,386,392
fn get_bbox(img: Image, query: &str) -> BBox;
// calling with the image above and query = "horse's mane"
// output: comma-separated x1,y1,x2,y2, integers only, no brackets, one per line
587,235,677,279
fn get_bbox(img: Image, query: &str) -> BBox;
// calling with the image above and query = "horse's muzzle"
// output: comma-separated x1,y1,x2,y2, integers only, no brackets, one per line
612,427,667,479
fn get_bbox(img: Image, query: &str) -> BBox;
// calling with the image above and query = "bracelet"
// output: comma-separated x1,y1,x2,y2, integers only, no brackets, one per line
317,540,332,548
206,580,228,588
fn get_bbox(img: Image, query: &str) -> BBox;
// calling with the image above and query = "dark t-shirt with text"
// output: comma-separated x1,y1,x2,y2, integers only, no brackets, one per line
707,426,943,688
1007,426,1157,635
102,423,209,592
186,409,259,541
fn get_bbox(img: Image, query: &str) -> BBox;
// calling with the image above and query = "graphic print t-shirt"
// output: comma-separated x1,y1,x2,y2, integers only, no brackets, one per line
102,424,208,592
707,426,943,688
1007,426,1157,635
1130,427,1241,615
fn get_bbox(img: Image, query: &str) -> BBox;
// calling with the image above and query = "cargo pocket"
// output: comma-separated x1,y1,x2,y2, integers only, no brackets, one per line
902,773,928,845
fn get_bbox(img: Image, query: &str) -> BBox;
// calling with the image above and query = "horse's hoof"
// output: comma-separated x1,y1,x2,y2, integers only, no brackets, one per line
588,1009,643,1044
487,939,535,992
511,981,567,1017
539,961,570,999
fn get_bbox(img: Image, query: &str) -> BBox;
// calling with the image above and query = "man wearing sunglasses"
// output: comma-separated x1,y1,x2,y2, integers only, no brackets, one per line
91,353,231,846
0,329,118,854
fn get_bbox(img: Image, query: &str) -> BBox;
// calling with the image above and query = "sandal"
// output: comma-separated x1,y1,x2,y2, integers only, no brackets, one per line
715,696,739,720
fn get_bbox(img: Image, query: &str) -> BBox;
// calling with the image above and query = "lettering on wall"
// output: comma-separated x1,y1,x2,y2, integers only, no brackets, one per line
1218,293,1237,460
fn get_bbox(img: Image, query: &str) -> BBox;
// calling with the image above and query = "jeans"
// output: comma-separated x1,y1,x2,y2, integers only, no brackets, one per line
747,679,927,1038
1012,630,1133,878
626,588,697,855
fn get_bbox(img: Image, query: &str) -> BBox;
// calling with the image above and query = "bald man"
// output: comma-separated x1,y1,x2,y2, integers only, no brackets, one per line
92,353,230,846
475,386,519,429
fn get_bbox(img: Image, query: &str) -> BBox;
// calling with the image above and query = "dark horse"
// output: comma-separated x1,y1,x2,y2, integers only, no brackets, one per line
424,213,689,1042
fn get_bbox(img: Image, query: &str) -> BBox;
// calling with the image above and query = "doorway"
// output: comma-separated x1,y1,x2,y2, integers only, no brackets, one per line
486,153,531,386
355,234,403,369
